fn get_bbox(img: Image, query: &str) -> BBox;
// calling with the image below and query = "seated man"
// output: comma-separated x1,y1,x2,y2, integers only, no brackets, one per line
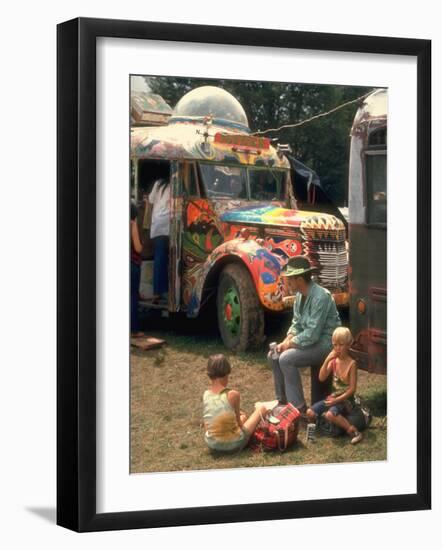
268,256,341,412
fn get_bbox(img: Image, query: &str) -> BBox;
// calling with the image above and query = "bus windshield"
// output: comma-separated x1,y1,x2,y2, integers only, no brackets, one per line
199,164,285,201
199,164,247,199
248,168,285,201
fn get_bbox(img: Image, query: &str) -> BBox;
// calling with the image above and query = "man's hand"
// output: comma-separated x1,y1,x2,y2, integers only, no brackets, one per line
276,342,286,354
276,337,294,354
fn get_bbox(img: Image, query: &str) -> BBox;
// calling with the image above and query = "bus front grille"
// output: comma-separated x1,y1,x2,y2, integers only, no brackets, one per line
302,228,346,242
304,240,348,291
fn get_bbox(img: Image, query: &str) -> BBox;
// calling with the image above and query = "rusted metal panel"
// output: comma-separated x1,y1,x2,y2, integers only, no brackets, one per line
348,223,387,373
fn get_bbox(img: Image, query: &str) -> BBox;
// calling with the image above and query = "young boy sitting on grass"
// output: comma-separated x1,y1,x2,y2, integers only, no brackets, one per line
202,354,268,453
306,327,363,445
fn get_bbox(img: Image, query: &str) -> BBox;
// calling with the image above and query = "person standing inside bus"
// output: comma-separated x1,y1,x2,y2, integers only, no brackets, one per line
148,177,171,304
268,256,341,412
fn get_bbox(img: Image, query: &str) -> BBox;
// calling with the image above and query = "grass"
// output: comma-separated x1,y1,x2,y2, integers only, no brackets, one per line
130,314,387,473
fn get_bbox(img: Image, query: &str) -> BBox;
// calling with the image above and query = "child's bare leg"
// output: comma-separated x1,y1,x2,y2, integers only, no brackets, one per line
306,408,316,422
324,411,352,432
243,407,266,435
324,411,362,443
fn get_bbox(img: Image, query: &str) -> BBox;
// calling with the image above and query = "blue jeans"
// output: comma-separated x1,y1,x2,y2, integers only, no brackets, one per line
153,236,169,296
268,343,330,409
131,262,141,333
311,399,347,417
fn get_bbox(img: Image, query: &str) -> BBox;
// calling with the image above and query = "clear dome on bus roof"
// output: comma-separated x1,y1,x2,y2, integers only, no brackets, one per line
169,86,249,131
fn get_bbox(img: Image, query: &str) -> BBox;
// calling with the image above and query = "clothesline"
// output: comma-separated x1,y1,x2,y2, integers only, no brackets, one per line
251,89,376,136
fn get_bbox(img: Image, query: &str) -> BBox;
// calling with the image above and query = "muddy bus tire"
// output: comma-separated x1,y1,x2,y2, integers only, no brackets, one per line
217,264,265,352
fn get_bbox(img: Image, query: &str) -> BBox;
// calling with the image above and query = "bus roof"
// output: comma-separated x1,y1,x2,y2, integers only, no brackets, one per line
352,89,387,133
131,121,290,168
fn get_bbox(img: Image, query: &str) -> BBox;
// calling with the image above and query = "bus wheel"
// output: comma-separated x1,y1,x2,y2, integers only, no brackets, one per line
217,264,264,351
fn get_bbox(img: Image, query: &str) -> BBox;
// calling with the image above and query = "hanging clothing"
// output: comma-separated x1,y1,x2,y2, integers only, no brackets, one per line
148,179,171,239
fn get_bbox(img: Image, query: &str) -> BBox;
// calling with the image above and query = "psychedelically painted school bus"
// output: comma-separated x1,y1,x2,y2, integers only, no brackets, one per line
348,89,387,373
131,86,348,351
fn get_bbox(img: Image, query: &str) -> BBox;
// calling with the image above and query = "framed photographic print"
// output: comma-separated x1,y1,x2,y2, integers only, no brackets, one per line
57,17,431,532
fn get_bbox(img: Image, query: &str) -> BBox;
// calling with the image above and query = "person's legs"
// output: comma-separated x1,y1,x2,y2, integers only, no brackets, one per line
278,344,331,409
306,400,328,422
278,349,306,409
267,351,287,404
152,237,159,298
324,410,352,431
324,409,363,444
153,236,169,297
242,407,267,436
130,261,141,333
161,236,169,295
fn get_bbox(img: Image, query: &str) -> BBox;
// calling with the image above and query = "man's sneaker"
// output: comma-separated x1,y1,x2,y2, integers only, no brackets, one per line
350,431,363,445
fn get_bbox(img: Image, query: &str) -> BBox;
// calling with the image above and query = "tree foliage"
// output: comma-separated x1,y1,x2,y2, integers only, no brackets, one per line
145,76,373,205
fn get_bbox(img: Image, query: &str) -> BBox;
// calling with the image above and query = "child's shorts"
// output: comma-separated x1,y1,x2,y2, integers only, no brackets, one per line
311,400,347,417
204,428,250,453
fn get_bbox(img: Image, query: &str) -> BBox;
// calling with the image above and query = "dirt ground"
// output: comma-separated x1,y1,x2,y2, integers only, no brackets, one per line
130,313,387,474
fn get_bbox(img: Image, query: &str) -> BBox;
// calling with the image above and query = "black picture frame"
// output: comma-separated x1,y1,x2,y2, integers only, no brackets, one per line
57,17,431,532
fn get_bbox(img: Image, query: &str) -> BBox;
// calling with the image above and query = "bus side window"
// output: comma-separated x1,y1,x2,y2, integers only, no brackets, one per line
365,128,387,225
